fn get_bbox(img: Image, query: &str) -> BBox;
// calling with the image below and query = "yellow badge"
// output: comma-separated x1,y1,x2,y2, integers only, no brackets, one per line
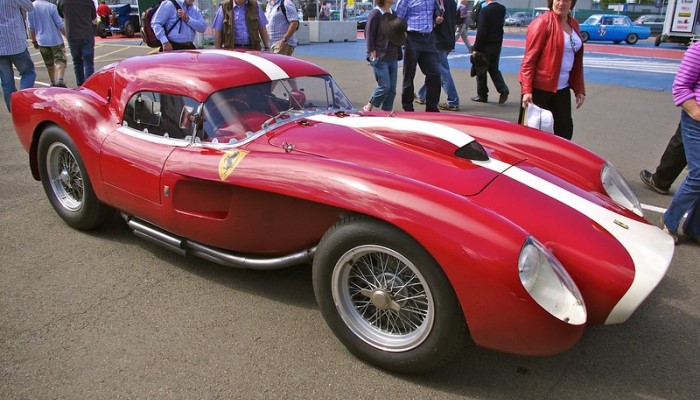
218,150,249,181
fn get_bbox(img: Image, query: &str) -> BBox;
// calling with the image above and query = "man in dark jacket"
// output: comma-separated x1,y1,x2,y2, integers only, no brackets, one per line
57,0,96,86
415,0,459,110
471,0,508,104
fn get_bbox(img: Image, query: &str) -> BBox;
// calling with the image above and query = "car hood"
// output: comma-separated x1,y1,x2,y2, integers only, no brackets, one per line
266,113,521,196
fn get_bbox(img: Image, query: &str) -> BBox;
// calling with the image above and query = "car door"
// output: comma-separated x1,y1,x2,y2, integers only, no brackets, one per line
100,91,199,224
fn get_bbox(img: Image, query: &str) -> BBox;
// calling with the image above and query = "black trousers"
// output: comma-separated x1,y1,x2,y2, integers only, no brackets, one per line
652,123,687,190
401,32,441,112
519,87,574,140
475,44,508,99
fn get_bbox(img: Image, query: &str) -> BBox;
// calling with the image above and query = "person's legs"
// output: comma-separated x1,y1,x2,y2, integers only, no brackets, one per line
486,46,508,97
82,36,95,82
438,50,459,107
54,45,68,86
68,39,85,85
401,35,419,111
368,60,391,108
416,37,441,112
12,49,36,91
416,84,426,102
40,47,56,85
0,56,16,111
548,88,573,140
663,110,700,235
381,61,398,111
653,123,687,190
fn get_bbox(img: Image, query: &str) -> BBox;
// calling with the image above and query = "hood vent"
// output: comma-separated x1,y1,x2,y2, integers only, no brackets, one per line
455,140,489,161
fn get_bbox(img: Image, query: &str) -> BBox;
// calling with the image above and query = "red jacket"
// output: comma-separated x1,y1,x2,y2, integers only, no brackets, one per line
519,11,585,96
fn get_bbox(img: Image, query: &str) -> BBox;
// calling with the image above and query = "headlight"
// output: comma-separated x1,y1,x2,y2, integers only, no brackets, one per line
518,237,587,325
601,161,643,217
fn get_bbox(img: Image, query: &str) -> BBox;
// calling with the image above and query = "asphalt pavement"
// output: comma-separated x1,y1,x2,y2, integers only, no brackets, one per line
0,40,698,399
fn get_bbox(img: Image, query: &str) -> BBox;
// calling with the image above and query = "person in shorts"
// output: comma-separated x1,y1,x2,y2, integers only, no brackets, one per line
28,0,68,87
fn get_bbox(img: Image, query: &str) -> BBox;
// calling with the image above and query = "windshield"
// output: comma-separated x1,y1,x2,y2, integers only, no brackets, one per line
583,16,600,25
198,75,354,145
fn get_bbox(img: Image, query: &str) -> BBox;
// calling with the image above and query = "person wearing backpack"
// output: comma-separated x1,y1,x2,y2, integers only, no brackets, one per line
213,0,270,51
152,0,206,51
265,0,300,55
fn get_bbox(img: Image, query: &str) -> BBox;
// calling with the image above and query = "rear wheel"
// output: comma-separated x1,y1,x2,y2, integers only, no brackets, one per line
124,21,135,38
580,31,589,43
37,126,114,230
312,216,467,374
626,33,639,45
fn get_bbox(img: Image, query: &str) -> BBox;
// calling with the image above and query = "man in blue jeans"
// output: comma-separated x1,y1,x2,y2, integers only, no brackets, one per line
58,0,96,86
415,0,459,111
0,0,37,112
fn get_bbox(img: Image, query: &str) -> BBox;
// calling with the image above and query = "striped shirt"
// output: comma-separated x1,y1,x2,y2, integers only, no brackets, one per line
395,0,434,34
0,0,33,56
673,41,700,107
27,0,65,47
265,0,298,46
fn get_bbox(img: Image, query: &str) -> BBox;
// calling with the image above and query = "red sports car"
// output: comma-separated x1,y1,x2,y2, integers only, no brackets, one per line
11,50,674,374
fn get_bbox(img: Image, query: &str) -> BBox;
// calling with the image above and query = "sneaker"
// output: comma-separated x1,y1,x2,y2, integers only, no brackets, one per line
498,92,509,104
53,82,67,88
639,169,669,195
470,95,487,103
438,103,459,111
414,96,426,104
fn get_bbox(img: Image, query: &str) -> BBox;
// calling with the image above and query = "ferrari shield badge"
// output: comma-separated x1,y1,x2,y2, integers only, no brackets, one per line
218,150,249,181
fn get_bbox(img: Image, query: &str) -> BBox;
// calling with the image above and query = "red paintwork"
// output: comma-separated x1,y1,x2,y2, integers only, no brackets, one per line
9,50,669,357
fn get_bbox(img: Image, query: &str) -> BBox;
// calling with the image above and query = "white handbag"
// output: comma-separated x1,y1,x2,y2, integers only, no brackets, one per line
522,103,554,133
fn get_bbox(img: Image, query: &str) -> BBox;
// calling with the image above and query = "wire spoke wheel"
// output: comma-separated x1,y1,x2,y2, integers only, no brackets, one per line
331,245,434,352
46,142,84,211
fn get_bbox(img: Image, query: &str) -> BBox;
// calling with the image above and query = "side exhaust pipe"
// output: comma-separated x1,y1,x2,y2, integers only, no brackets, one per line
123,214,315,270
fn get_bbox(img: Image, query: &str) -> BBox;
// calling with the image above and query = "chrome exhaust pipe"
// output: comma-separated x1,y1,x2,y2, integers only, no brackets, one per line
122,214,314,270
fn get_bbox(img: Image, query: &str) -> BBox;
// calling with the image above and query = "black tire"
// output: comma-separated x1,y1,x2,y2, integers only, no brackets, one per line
37,126,114,230
626,33,639,45
312,215,467,374
655,35,662,47
97,22,108,38
580,31,589,43
124,21,135,38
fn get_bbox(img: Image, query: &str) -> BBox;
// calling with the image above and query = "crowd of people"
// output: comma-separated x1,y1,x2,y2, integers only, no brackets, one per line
0,0,697,242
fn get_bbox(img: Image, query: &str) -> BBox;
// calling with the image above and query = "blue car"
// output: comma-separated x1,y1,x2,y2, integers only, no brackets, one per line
579,14,651,45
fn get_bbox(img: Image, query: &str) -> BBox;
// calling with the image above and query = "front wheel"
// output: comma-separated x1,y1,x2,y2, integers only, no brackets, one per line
312,216,467,374
626,33,639,45
37,126,114,230
655,35,662,47
580,31,589,43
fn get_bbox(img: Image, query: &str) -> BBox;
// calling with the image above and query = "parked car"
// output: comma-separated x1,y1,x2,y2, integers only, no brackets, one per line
355,9,370,30
579,14,651,45
94,3,140,39
505,11,533,26
10,50,674,374
634,14,665,35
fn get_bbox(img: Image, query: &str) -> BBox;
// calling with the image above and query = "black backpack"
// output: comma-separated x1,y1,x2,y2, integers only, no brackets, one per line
141,0,183,48
468,0,482,30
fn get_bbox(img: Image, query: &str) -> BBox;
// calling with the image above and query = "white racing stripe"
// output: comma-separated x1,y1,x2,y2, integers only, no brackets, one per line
309,114,674,324
474,158,674,324
206,50,289,81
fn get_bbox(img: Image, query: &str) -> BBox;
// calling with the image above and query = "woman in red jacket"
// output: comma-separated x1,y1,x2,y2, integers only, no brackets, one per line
518,0,585,140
